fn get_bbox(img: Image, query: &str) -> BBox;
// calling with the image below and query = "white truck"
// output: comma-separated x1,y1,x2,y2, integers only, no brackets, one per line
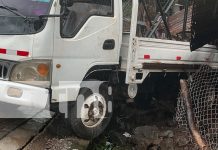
0,0,217,139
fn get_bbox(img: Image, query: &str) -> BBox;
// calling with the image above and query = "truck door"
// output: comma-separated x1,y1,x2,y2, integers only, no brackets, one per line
52,0,122,101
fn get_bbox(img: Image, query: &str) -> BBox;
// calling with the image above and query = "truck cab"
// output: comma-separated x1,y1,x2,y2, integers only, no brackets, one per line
0,0,218,139
0,0,121,139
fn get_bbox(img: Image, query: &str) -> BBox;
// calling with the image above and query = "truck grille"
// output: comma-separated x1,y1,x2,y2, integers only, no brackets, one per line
0,61,14,80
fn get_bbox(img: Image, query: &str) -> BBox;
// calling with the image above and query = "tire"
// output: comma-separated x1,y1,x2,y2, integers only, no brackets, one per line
68,81,113,140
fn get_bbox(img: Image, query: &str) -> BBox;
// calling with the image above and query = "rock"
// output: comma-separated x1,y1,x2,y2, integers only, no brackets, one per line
134,126,159,140
160,138,174,150
175,135,190,147
131,137,151,150
131,135,162,150
147,144,161,150
159,130,174,138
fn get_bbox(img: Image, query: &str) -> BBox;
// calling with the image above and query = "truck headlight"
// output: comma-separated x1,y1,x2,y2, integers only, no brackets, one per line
10,60,51,87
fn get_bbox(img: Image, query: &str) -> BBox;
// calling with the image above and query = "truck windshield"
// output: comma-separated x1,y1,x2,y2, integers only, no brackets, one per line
0,0,53,35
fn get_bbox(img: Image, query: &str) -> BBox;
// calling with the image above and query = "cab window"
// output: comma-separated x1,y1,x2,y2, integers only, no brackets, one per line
61,0,114,38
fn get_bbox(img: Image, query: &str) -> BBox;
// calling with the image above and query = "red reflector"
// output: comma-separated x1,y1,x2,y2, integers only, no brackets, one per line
0,48,6,54
144,55,150,59
176,56,182,60
17,51,29,56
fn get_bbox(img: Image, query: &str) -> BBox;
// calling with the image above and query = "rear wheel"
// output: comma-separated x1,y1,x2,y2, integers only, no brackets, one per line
68,81,113,139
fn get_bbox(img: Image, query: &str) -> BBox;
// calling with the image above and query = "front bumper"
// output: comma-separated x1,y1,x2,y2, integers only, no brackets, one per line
0,80,49,109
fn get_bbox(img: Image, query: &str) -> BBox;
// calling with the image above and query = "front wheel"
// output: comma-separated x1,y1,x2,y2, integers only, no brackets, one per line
68,81,113,140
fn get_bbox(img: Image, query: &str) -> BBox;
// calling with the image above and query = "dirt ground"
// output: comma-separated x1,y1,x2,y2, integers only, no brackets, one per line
87,102,196,150
24,114,90,150
23,100,195,150
23,73,195,150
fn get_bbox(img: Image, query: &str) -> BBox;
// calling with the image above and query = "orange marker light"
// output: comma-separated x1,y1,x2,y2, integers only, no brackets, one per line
37,64,49,77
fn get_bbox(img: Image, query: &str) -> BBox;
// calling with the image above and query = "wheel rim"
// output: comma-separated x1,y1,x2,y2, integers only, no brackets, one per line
80,93,107,128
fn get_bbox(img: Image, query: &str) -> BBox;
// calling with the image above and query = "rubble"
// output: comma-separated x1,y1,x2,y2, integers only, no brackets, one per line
132,126,194,150
89,74,196,150
134,125,160,139
89,103,196,150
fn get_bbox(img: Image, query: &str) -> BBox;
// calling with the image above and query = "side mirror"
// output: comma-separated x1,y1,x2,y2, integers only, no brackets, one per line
59,0,74,7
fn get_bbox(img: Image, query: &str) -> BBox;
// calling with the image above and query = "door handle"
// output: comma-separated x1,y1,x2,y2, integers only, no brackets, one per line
103,39,115,50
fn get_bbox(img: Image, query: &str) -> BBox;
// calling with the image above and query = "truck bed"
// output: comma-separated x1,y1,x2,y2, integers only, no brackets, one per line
120,33,218,83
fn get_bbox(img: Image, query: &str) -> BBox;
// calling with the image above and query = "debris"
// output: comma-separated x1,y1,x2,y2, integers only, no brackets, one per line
108,131,127,146
123,132,131,138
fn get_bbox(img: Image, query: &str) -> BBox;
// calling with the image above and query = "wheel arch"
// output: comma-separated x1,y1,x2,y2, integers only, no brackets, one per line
83,65,119,83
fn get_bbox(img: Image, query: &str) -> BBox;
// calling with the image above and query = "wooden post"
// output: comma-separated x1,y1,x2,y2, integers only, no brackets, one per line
180,80,208,150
